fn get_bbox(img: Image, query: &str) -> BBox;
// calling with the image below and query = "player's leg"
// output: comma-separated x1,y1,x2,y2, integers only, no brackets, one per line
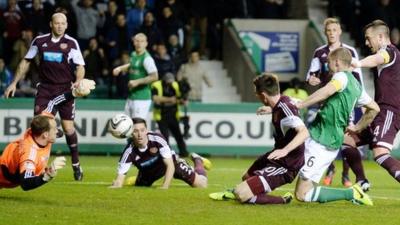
124,99,134,118
168,117,189,157
61,119,82,181
341,157,352,187
342,143,369,188
173,156,207,188
323,162,335,186
296,138,372,205
132,100,151,120
370,110,400,183
242,152,270,181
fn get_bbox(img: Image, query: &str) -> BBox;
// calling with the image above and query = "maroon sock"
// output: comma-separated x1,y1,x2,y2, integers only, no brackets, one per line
375,154,400,182
66,132,80,165
247,194,284,204
342,146,366,182
342,158,350,176
193,158,206,176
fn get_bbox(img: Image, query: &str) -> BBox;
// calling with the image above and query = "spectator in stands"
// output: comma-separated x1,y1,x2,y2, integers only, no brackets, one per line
126,0,148,41
177,50,211,101
23,0,52,35
158,6,184,48
9,28,33,73
185,0,208,57
71,0,105,50
106,13,130,64
152,72,189,157
167,34,186,71
0,57,12,97
139,11,163,53
101,0,120,40
83,37,108,85
155,0,186,23
154,43,175,79
2,0,25,64
112,51,130,99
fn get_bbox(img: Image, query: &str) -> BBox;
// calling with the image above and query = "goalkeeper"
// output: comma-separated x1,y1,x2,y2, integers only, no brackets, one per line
0,113,66,191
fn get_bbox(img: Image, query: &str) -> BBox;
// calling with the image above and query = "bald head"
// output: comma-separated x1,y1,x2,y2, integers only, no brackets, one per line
50,13,68,37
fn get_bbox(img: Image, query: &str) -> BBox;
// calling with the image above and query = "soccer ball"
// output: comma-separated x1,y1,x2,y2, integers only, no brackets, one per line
108,114,133,138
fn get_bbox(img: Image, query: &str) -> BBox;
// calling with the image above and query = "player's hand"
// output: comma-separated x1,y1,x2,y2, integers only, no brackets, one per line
345,124,360,135
128,80,140,89
43,156,67,181
112,67,121,76
4,83,17,98
308,75,321,86
159,185,169,190
256,106,272,115
267,149,289,160
108,181,123,189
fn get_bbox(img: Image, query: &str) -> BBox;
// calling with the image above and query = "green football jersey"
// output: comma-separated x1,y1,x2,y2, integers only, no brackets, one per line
128,51,153,100
310,71,361,149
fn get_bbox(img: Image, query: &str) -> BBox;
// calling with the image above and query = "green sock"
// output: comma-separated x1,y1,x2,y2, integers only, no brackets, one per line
310,186,353,203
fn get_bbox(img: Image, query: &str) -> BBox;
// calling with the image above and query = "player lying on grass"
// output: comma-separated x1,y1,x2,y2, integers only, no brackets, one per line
209,73,309,204
109,117,211,189
0,79,95,191
293,47,379,206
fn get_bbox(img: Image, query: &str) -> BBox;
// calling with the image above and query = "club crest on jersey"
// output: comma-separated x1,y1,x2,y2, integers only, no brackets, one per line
149,147,158,154
60,43,68,49
42,43,48,47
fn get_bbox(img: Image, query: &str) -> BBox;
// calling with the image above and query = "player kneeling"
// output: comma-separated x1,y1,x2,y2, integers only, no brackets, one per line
109,117,211,189
209,73,309,204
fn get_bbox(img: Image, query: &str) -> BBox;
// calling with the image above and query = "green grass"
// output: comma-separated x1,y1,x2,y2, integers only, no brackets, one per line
0,156,399,225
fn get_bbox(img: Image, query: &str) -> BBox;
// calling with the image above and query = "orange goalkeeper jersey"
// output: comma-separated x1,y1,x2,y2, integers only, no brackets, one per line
0,129,52,188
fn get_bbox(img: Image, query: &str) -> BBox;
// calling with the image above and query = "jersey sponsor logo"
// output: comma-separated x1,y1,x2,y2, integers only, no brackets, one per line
255,166,288,177
43,52,63,63
60,43,68,50
139,156,159,168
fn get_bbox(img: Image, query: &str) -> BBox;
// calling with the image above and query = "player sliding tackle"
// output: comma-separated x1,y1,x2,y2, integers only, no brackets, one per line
0,79,95,191
210,73,309,204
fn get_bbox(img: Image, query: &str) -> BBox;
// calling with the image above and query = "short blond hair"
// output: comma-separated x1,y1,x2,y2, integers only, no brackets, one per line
364,20,390,38
324,17,341,29
328,47,352,67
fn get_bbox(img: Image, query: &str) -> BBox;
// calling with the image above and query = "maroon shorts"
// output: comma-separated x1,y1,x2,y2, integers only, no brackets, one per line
34,83,75,120
356,108,400,151
245,152,301,195
135,156,196,187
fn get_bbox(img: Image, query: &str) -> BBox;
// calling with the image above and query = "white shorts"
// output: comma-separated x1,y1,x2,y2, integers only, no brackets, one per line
124,99,152,120
299,138,339,183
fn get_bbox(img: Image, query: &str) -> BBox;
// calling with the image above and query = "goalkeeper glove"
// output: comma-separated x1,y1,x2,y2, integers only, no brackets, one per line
72,79,96,97
43,156,67,182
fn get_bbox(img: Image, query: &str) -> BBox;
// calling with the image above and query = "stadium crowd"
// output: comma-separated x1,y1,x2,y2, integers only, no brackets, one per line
0,0,299,99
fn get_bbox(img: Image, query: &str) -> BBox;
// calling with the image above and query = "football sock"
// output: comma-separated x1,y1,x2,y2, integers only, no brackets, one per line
342,146,366,182
66,131,80,165
193,158,206,176
375,154,400,182
247,194,285,204
304,186,353,203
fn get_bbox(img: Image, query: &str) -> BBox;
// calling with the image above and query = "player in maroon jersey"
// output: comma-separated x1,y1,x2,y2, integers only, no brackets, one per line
109,117,211,189
209,73,309,204
4,13,86,181
349,20,400,184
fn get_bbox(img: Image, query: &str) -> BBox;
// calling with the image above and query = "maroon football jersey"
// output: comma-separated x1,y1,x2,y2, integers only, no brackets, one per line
373,44,400,113
25,33,85,85
307,43,362,87
117,132,172,174
270,96,305,170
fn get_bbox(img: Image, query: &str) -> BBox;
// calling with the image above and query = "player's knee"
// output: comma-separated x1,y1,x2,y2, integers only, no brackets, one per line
192,175,207,188
234,183,252,203
63,127,75,136
294,190,306,202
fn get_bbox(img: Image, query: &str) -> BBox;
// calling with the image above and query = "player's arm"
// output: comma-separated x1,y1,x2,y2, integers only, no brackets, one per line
75,64,85,84
346,91,380,134
110,147,133,188
19,157,66,191
112,63,130,76
306,54,322,86
4,59,31,98
268,117,309,160
161,157,175,189
353,49,388,68
297,81,337,109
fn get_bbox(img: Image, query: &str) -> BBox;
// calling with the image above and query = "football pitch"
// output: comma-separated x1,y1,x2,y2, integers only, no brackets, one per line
0,156,399,225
